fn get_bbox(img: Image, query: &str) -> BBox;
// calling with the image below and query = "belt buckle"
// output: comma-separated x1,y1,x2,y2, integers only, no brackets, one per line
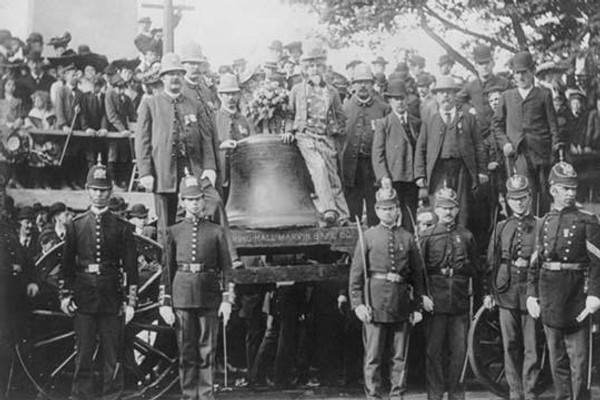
442,267,453,277
88,264,100,274
386,272,401,283
190,263,201,273
548,262,561,271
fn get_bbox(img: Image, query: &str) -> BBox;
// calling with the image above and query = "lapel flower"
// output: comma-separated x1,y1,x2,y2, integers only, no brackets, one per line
184,114,197,126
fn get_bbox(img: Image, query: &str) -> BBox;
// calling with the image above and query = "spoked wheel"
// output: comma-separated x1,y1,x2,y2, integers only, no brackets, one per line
467,306,552,398
16,234,179,400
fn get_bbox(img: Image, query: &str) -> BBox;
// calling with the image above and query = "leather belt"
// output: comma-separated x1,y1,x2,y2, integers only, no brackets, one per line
440,267,454,277
178,263,214,273
542,262,585,271
80,263,118,275
371,272,404,283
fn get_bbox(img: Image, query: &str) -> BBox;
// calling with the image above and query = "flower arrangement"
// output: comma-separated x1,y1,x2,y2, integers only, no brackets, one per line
249,80,289,134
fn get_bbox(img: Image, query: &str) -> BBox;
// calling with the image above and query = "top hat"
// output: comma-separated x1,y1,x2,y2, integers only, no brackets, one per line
160,53,186,76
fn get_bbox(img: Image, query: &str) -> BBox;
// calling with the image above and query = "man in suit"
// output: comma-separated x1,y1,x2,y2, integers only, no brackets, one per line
81,77,109,170
284,41,349,227
493,51,561,216
349,186,425,400
14,51,55,113
372,79,421,231
484,174,541,400
342,63,390,226
526,162,600,400
135,53,217,247
16,206,41,262
158,173,232,400
414,76,488,227
60,163,138,400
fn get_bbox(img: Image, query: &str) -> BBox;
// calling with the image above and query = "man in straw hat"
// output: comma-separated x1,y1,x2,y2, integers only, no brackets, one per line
414,75,488,228
342,63,390,226
484,174,541,400
158,171,233,400
493,51,561,216
181,42,220,112
373,79,421,232
349,185,425,400
526,161,600,400
135,52,217,246
284,41,349,227
420,184,481,400
60,161,138,400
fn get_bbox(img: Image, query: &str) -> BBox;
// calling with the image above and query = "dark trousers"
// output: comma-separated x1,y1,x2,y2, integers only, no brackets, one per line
512,154,550,216
425,313,468,400
392,181,418,233
238,293,266,375
175,308,219,400
154,192,179,248
0,326,14,400
429,158,472,227
363,322,409,400
345,157,378,226
499,307,541,400
72,312,123,400
543,323,590,400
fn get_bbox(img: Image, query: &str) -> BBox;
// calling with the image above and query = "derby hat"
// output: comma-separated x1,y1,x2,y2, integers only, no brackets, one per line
217,73,241,93
384,79,408,98
372,56,388,65
431,76,460,93
510,51,536,72
17,206,35,221
129,204,149,219
160,52,186,76
472,44,492,63
181,43,208,64
108,196,128,213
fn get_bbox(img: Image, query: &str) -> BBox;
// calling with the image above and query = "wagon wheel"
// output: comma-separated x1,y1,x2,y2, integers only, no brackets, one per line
16,234,179,400
467,306,552,398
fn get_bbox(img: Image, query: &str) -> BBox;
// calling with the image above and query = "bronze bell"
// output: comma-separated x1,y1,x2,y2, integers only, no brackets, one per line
225,134,319,228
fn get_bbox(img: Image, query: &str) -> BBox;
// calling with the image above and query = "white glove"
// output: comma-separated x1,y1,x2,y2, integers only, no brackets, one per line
201,169,217,186
97,128,108,137
337,295,348,312
85,128,96,136
60,298,77,316
503,143,515,156
416,178,426,188
219,140,237,150
27,283,39,297
422,295,434,312
124,305,135,325
381,177,393,191
483,295,495,310
354,304,373,324
219,301,232,326
478,173,489,184
411,311,423,325
159,305,176,325
576,295,600,323
139,175,154,192
526,296,540,319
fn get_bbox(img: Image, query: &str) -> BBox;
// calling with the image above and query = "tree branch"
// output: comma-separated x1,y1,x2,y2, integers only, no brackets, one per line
503,0,529,50
422,4,519,53
418,9,476,75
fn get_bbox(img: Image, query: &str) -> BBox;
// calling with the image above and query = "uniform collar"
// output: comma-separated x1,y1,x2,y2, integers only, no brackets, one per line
354,95,374,107
380,221,397,230
90,206,109,216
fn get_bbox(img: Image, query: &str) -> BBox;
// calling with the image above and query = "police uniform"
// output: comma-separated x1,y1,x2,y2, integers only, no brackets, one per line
420,187,480,400
487,175,540,400
160,174,232,400
349,188,425,400
61,165,138,400
527,162,600,400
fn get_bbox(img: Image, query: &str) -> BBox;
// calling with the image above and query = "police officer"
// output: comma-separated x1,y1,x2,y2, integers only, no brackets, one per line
526,162,600,400
349,186,425,400
158,173,233,400
485,174,541,400
420,185,481,400
60,162,138,400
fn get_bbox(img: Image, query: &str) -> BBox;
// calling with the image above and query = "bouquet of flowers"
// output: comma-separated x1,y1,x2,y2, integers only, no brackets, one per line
249,80,289,134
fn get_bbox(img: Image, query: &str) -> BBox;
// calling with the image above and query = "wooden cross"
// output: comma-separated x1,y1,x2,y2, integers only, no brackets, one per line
141,0,194,53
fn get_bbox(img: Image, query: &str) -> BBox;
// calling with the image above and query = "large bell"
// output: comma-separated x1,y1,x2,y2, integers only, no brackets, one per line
225,134,319,228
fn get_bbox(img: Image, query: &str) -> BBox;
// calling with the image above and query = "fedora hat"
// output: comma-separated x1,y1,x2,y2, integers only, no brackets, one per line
160,52,186,76
384,79,408,98
351,63,374,82
300,41,327,62
372,56,388,65
181,43,208,64
217,73,241,93
472,44,492,63
510,51,535,72
431,76,460,93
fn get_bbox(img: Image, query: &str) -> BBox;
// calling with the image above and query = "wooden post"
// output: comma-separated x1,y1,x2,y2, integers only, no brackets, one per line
163,0,174,53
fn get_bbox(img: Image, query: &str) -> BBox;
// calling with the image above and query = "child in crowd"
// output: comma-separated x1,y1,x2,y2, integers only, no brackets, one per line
25,90,56,129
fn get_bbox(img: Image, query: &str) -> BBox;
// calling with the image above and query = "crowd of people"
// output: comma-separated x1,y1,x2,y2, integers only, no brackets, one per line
2,13,600,400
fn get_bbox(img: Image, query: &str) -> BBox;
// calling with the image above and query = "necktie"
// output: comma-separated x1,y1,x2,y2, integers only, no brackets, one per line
445,112,452,125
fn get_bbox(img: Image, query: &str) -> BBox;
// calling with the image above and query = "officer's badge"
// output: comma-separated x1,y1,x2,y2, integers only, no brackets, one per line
456,235,461,243
560,162,576,177
563,229,570,238
93,168,107,180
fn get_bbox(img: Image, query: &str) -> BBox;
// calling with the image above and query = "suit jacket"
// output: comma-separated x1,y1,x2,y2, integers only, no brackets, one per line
414,110,486,190
341,96,390,187
15,73,56,112
214,108,254,187
81,92,108,130
54,84,84,130
493,86,560,166
105,87,129,132
372,112,421,183
162,218,231,310
459,75,509,135
135,91,216,193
